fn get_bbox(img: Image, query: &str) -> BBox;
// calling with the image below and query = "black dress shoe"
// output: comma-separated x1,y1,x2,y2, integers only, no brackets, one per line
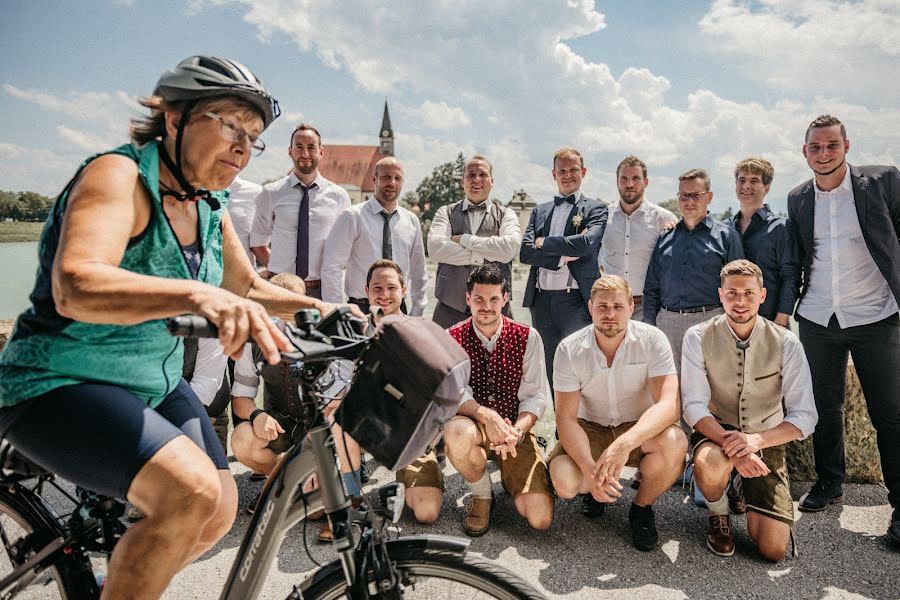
888,510,900,547
581,494,606,519
798,480,843,512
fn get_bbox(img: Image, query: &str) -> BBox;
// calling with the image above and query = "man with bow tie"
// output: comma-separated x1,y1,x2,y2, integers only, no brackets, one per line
520,148,608,389
427,155,522,328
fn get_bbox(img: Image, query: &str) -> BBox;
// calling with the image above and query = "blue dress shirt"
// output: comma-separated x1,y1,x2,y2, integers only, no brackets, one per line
643,216,744,325
727,205,801,320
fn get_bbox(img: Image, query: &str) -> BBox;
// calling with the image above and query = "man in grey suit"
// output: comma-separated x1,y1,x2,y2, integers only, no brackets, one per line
520,148,607,388
428,155,522,328
788,114,900,547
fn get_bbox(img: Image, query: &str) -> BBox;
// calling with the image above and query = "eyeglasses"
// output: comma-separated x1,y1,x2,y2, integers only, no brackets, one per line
204,112,266,156
677,191,710,202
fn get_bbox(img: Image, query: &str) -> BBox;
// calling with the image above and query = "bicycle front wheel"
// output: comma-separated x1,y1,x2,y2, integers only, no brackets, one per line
298,537,546,600
0,485,90,599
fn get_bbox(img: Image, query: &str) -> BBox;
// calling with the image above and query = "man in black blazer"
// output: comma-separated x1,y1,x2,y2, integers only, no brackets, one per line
520,148,607,389
787,114,900,546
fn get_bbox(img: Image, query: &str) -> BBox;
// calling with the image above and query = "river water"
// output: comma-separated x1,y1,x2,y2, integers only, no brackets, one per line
0,242,39,319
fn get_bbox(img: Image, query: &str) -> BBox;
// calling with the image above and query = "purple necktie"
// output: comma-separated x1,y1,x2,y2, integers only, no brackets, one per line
295,182,317,278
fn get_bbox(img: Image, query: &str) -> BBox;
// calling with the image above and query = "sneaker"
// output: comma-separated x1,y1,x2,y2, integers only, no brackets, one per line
707,514,735,556
464,494,493,537
246,492,261,515
580,494,606,519
727,472,746,515
628,503,659,552
798,479,843,512
888,509,900,547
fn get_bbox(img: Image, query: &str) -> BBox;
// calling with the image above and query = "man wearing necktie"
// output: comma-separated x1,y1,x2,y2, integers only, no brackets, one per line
250,124,351,298
520,148,608,389
322,157,429,315
428,155,522,328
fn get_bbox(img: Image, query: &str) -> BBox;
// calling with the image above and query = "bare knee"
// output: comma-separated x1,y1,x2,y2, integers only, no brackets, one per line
757,538,789,562
444,418,477,450
407,488,442,524
201,472,237,541
516,494,554,530
130,440,222,521
549,457,581,499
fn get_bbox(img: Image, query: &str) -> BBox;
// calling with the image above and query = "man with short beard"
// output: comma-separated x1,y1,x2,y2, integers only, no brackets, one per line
443,264,553,537
549,275,686,551
250,124,351,297
682,260,817,560
599,156,676,322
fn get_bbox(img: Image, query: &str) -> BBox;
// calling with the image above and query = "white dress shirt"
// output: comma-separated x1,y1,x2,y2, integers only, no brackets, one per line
249,171,351,277
553,320,676,426
232,343,354,401
538,192,583,290
681,317,818,439
797,168,899,327
600,199,676,296
459,319,549,419
321,197,428,316
226,177,262,263
427,198,522,266
189,337,228,407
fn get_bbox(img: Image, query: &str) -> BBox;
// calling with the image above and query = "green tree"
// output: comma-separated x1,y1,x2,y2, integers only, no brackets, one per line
658,198,681,218
19,191,53,221
415,153,465,223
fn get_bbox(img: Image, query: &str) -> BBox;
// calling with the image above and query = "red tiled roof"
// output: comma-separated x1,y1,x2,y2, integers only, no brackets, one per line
318,145,381,191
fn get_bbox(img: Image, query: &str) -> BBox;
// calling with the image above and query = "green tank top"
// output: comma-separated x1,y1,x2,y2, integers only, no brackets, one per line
0,141,228,409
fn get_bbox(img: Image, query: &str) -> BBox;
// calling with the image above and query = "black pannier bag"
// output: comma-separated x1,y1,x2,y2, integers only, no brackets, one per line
335,314,470,471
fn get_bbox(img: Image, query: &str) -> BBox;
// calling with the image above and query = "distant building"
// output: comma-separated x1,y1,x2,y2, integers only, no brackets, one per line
508,188,536,233
318,102,394,204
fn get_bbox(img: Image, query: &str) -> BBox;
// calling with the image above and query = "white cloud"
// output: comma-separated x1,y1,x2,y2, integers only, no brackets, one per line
56,125,113,152
699,0,900,103
403,101,471,131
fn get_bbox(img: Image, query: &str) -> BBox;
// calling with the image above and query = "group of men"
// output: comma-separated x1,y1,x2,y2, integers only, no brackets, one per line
200,113,898,562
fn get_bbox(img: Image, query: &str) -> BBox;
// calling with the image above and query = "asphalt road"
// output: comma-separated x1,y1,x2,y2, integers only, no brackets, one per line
159,457,897,600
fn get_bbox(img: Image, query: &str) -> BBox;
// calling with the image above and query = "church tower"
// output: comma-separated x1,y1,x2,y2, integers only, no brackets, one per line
379,100,394,156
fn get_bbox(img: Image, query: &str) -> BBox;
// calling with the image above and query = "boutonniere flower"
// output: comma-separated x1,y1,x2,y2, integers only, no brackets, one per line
572,212,584,230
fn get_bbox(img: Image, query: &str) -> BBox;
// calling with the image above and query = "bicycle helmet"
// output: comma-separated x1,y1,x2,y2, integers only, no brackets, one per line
154,55,280,128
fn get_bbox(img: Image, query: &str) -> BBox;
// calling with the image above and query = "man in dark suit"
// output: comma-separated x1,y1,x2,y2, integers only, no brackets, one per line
520,148,607,388
788,114,900,546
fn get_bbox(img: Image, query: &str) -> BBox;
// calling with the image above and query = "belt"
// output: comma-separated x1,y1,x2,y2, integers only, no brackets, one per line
304,279,321,289
632,295,643,306
662,304,720,315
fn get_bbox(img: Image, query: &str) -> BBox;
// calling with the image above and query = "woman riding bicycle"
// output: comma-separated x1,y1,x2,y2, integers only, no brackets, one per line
0,56,350,599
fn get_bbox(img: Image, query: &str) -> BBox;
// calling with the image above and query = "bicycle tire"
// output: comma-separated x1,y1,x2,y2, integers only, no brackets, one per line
297,538,546,600
0,484,92,599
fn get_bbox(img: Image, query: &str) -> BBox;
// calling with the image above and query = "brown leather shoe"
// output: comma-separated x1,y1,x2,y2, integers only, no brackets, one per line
464,495,493,537
707,515,735,557
317,522,334,543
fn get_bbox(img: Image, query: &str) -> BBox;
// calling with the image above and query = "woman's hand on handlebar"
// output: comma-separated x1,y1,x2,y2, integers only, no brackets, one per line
195,288,290,364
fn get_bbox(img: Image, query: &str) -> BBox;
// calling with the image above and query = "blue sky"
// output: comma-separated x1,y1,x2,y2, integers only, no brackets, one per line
2,0,898,214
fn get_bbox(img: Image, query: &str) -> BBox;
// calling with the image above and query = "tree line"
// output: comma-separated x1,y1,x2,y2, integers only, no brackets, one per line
0,190,55,222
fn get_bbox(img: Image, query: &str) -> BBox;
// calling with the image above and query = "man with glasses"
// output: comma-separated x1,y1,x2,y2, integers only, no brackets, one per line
250,124,351,297
644,169,744,370
599,156,677,322
788,115,900,546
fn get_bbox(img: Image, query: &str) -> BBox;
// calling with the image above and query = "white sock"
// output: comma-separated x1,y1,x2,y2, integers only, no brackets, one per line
467,470,492,499
707,492,729,516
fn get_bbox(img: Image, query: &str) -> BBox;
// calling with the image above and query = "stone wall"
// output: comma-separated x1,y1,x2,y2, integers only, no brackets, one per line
786,359,883,484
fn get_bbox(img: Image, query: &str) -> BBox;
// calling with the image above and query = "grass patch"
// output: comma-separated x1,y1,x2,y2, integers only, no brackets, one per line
0,221,44,243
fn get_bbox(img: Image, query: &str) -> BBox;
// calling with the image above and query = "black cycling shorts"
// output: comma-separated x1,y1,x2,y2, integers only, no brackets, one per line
0,379,228,499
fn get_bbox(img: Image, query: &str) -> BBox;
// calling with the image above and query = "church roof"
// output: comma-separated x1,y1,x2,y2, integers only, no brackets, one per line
318,145,381,192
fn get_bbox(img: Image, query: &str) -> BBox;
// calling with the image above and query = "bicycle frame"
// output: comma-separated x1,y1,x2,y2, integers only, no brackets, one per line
220,415,355,600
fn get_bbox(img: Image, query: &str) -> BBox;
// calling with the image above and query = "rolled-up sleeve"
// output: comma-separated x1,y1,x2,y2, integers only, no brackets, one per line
517,328,548,419
231,344,261,399
680,326,714,428
781,332,818,439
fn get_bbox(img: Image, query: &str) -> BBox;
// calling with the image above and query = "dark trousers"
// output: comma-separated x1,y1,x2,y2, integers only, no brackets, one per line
348,297,407,315
431,300,513,329
797,312,900,508
529,289,591,394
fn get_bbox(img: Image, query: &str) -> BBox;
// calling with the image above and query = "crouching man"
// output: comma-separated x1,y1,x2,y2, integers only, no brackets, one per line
682,259,817,560
443,264,554,536
549,275,686,551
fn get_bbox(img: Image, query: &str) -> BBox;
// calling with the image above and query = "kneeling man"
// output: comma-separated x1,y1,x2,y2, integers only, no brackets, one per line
549,275,686,551
682,259,817,560
444,264,554,536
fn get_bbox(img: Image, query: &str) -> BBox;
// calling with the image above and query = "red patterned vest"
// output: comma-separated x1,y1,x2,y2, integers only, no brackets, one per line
448,315,529,421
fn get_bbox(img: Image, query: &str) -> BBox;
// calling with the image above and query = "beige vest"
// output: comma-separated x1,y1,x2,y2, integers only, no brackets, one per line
700,315,786,433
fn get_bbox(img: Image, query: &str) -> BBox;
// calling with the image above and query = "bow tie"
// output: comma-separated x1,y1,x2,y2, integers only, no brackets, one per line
465,202,487,212
554,194,576,206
